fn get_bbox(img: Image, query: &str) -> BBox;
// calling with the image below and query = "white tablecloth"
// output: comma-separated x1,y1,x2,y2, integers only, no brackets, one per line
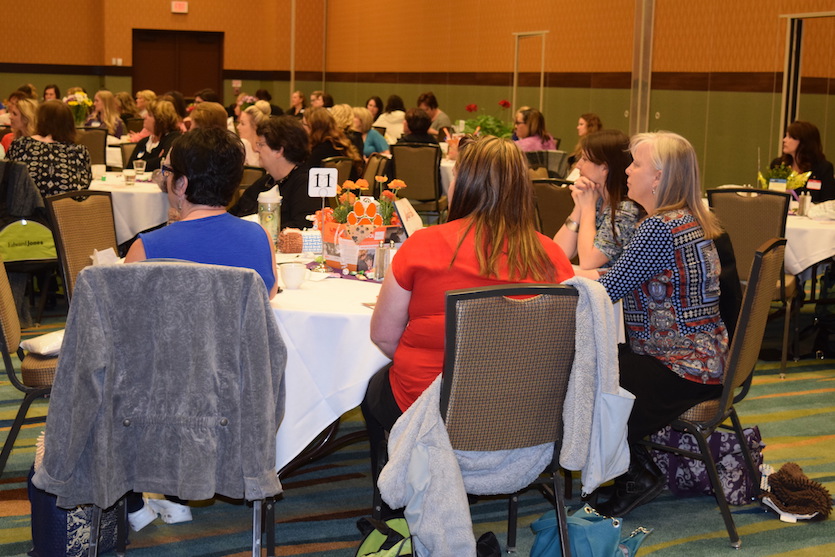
89,173,169,244
784,215,835,276
271,275,388,470
440,159,454,195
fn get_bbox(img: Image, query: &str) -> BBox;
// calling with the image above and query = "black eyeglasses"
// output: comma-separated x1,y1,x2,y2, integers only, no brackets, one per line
151,163,175,191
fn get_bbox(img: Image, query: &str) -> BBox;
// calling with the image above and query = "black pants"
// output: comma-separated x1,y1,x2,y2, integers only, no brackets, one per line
360,364,403,517
618,344,722,443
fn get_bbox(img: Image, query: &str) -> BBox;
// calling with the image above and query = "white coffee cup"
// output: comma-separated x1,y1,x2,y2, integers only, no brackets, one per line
123,168,136,186
280,262,309,289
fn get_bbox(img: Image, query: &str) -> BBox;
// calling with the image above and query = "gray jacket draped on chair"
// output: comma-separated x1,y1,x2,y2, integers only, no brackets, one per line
33,262,287,509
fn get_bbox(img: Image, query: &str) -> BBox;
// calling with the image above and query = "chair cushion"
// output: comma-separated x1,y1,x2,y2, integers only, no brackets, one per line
677,398,720,423
21,353,58,388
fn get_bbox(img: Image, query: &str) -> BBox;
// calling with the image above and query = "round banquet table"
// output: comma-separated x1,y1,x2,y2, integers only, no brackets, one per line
270,271,388,471
88,172,169,244
784,215,835,276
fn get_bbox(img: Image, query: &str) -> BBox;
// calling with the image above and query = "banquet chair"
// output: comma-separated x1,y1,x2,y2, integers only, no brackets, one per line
0,254,58,478
389,142,445,223
374,284,578,554
533,179,575,239
75,127,108,167
363,153,390,196
641,238,786,549
228,165,267,209
321,156,354,186
119,142,138,169
32,262,286,557
707,188,797,377
45,190,117,302
124,117,144,134
527,150,568,178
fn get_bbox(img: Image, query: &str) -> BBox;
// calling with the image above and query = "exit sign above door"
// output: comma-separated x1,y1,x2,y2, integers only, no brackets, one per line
171,1,188,14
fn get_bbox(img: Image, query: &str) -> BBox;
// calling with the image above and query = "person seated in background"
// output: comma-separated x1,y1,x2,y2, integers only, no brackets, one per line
236,102,271,166
0,90,31,127
398,108,438,145
7,100,91,197
310,90,334,109
115,91,140,125
189,102,228,131
554,129,640,272
591,132,728,517
373,95,406,143
122,128,278,529
43,84,60,102
366,96,384,121
353,106,389,158
286,90,306,118
771,120,835,203
193,88,221,104
83,90,125,138
361,135,574,515
161,91,189,131
230,116,318,231
513,108,556,152
126,99,181,172
304,107,362,180
567,113,603,180
255,88,283,116
134,89,156,118
127,127,277,296
417,91,452,138
2,97,37,153
330,103,365,155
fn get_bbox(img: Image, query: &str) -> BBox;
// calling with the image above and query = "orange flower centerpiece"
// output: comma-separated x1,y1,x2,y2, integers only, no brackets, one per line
316,177,407,273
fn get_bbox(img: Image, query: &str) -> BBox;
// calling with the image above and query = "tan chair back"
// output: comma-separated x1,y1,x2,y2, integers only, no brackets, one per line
390,143,442,202
441,284,577,451
0,254,21,354
706,188,789,283
46,190,118,300
363,153,390,195
532,180,575,239
75,127,108,166
124,117,144,134
321,156,354,186
120,143,138,169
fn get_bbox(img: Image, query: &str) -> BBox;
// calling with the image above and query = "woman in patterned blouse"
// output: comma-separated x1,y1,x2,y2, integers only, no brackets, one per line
7,100,91,198
554,129,640,272
592,131,728,518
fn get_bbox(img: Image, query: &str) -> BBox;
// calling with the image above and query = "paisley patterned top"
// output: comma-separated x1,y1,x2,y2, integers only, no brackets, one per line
8,136,92,198
594,199,641,268
599,208,727,384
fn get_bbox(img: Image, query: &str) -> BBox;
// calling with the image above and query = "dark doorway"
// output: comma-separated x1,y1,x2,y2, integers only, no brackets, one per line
132,29,223,99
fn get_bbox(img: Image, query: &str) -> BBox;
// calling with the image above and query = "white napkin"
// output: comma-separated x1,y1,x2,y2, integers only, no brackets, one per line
90,248,120,265
21,329,64,356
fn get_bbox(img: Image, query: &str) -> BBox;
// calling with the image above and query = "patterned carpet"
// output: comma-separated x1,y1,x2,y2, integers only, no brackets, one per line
1,309,833,556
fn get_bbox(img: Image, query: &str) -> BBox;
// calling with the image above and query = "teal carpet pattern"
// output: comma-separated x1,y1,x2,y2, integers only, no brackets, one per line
1,314,834,555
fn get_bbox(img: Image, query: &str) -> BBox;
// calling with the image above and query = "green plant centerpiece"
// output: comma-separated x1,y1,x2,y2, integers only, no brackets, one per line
462,100,514,139
757,163,811,190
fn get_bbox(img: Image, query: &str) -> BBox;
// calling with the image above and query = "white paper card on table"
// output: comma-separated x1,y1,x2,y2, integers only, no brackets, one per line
394,198,424,238
308,168,338,198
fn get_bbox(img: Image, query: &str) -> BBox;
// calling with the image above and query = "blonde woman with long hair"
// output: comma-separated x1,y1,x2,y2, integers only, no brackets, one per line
84,90,125,138
237,102,271,166
2,97,38,153
592,131,727,518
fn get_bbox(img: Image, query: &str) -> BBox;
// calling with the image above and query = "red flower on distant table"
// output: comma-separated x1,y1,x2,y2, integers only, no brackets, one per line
465,104,478,113
498,99,511,109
